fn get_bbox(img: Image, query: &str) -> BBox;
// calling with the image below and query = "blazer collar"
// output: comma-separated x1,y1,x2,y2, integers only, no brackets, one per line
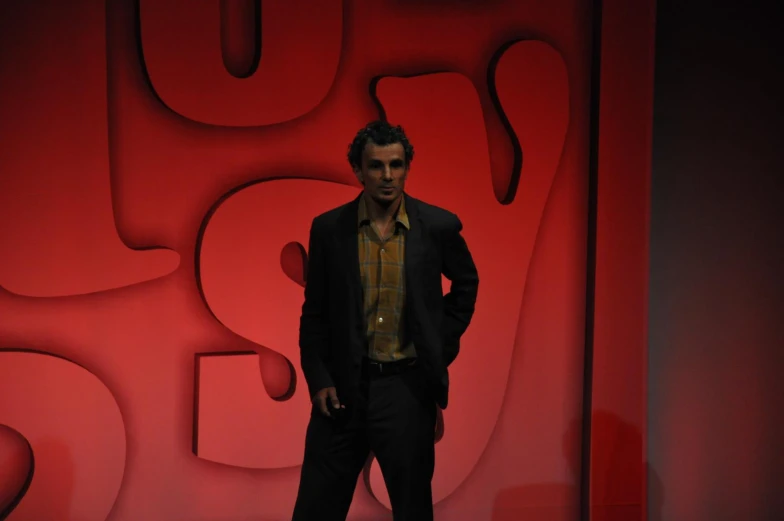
402,192,420,225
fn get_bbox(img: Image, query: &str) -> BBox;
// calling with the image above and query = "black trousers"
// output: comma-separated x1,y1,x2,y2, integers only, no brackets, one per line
291,363,437,521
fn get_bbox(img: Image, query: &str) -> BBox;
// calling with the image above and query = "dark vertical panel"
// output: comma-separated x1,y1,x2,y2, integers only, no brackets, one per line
648,2,783,520
580,0,602,518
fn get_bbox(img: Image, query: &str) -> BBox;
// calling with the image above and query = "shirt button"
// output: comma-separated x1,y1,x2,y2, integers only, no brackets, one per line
380,248,385,253
378,317,384,323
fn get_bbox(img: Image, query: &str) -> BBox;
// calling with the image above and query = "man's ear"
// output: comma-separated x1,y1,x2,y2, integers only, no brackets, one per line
353,167,363,185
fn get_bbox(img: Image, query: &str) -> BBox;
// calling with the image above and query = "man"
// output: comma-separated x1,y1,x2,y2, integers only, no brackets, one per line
291,120,479,521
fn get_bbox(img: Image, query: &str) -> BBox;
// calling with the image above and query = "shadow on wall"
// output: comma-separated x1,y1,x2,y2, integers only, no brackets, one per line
491,410,664,521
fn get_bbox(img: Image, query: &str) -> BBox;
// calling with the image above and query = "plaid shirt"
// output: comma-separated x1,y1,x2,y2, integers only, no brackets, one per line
358,196,417,362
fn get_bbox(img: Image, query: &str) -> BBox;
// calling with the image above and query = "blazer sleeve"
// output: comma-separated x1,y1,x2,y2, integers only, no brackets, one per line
440,214,479,365
299,217,334,398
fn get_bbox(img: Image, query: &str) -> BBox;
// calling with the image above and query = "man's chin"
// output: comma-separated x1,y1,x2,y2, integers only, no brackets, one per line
372,192,400,205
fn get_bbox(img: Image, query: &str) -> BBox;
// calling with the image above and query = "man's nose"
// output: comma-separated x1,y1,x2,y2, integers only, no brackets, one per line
381,166,393,179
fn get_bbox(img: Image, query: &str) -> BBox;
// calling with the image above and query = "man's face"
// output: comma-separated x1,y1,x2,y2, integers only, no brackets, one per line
355,141,408,207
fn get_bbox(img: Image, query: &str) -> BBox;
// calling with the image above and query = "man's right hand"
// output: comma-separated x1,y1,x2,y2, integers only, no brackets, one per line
313,386,344,418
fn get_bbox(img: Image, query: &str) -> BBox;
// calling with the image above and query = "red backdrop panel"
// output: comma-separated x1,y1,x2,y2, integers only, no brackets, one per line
0,0,653,520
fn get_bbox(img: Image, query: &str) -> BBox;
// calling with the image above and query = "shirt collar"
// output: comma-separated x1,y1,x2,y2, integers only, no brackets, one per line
358,194,410,230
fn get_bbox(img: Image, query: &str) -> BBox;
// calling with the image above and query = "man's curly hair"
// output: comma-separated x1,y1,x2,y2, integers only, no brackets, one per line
347,120,415,170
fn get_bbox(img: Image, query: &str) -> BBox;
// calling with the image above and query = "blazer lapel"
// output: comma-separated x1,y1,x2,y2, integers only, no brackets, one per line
403,194,425,299
339,195,364,320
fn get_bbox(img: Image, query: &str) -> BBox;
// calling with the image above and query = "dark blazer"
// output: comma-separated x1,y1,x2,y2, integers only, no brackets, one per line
298,192,479,410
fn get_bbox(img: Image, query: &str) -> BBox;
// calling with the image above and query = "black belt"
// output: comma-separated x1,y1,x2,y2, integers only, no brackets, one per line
365,357,417,377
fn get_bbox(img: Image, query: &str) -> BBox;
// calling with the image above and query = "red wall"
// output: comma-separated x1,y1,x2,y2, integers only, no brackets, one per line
0,1,654,520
